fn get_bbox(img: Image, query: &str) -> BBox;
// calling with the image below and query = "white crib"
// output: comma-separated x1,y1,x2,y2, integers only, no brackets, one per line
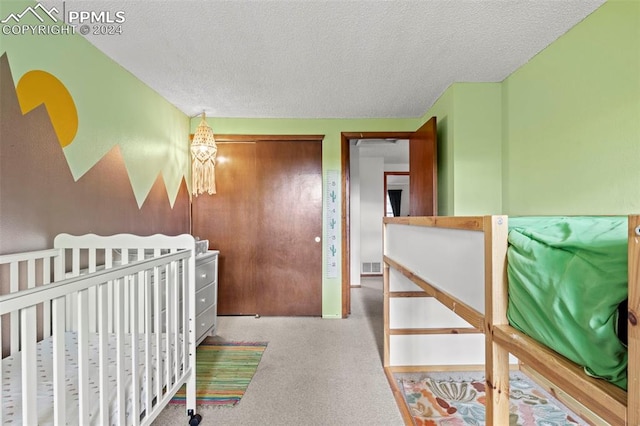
0,233,201,425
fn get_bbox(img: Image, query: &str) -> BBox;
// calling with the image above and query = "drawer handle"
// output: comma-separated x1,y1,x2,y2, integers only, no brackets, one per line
200,298,206,303
200,273,207,278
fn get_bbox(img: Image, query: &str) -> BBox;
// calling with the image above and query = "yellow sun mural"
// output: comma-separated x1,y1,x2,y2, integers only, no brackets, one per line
15,70,78,147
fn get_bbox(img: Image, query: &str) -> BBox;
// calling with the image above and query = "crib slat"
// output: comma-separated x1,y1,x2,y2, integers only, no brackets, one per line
43,257,51,337
52,295,66,424
98,281,109,425
77,289,90,424
20,306,37,425
171,260,180,382
71,247,80,273
165,264,172,388
88,248,97,332
130,272,141,426
182,258,189,381
27,259,35,289
88,248,97,272
106,249,114,333
154,264,163,402
66,248,81,329
143,270,153,418
123,249,130,333
54,247,64,282
115,277,126,425
26,259,36,343
10,262,18,354
137,249,146,334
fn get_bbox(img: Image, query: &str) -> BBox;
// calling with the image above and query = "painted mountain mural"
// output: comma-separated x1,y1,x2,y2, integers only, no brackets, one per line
0,54,189,254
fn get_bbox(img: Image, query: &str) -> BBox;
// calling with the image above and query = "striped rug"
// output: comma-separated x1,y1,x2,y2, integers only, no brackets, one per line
169,339,268,406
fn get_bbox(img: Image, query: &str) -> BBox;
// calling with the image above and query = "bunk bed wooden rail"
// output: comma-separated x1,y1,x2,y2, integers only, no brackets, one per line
383,215,639,426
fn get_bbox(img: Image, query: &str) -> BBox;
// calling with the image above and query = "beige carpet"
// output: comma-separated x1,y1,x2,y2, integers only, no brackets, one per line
152,277,404,426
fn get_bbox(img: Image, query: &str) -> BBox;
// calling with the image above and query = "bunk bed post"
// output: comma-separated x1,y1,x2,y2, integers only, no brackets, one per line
483,215,509,425
629,215,639,425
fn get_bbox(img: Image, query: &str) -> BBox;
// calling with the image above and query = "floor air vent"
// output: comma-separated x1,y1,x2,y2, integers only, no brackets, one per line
362,262,381,274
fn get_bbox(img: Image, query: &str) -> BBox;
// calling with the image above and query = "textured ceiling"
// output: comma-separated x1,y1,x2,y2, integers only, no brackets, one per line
71,0,605,118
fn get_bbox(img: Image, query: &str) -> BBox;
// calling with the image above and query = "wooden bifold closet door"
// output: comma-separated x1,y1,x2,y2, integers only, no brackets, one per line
192,138,323,316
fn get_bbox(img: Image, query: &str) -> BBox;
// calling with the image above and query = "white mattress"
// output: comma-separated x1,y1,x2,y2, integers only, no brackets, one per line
2,331,181,425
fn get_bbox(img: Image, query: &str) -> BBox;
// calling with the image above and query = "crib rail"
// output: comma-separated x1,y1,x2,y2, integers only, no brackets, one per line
0,248,63,356
0,246,194,425
0,251,186,313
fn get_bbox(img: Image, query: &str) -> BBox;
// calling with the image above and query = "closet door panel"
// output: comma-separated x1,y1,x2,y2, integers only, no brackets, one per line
192,142,257,315
255,141,323,316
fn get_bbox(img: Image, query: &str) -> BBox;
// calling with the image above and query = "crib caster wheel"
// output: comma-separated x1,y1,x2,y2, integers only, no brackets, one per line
187,409,202,425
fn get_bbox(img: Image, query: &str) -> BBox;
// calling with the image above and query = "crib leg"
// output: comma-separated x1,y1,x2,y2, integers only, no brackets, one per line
188,409,202,425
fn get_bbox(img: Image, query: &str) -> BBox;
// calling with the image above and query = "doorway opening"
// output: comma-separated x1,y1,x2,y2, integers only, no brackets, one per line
340,118,437,317
340,131,412,317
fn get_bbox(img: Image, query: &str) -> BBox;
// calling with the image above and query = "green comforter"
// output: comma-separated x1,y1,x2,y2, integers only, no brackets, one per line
507,216,628,389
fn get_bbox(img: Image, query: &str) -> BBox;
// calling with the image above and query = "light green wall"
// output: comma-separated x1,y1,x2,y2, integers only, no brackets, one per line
422,88,454,215
453,83,502,215
421,83,502,216
423,0,639,217
502,0,640,215
191,117,419,317
1,0,190,207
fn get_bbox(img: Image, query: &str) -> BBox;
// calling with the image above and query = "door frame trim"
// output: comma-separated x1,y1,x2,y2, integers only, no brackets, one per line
340,131,413,318
212,134,325,142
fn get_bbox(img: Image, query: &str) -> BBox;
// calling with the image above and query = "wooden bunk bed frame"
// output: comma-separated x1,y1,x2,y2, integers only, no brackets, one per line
382,215,638,425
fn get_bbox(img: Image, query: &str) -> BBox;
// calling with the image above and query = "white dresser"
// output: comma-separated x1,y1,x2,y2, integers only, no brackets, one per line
195,250,219,345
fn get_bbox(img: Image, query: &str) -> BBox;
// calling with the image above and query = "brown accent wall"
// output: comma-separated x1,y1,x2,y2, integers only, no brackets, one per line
0,54,190,256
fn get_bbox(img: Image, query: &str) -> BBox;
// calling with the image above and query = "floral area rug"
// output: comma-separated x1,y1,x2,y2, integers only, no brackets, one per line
399,371,587,426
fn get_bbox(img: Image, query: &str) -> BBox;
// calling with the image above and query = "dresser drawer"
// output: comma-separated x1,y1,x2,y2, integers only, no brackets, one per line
195,283,215,316
195,304,216,341
195,256,216,291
